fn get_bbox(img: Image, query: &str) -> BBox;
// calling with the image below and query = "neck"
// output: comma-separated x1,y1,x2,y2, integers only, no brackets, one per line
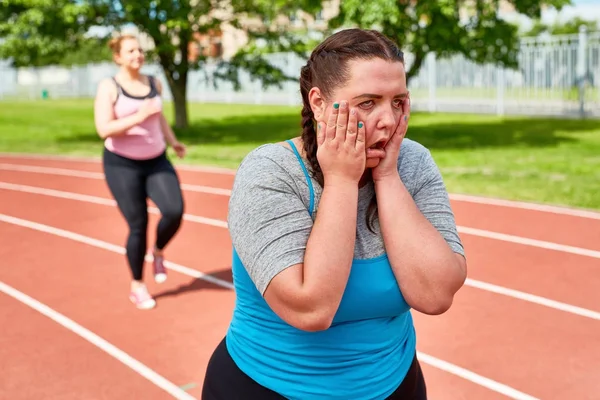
118,67,141,81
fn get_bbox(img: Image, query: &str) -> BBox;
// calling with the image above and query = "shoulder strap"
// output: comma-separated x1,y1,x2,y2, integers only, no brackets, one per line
111,77,123,94
286,139,315,216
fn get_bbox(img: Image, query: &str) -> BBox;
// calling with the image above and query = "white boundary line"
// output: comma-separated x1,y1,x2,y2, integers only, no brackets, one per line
0,163,232,196
457,226,600,259
465,279,600,321
1,181,597,259
0,280,197,400
0,152,236,175
1,181,599,322
0,182,229,229
448,193,600,221
2,152,599,219
0,213,538,400
416,352,539,400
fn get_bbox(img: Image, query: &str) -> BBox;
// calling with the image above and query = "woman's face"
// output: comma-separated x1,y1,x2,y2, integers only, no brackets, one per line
312,58,408,169
115,38,145,70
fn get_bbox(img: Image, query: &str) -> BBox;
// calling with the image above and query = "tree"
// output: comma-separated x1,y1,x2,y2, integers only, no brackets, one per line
0,0,109,67
522,16,598,37
329,0,573,83
1,0,321,128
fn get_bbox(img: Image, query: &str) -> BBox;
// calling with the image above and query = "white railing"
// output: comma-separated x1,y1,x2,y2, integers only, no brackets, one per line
1,28,598,118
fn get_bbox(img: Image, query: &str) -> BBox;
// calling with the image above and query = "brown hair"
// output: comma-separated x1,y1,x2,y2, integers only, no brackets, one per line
299,28,405,231
107,34,138,55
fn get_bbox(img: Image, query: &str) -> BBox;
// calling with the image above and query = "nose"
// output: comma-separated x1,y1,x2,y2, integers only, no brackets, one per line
375,105,397,136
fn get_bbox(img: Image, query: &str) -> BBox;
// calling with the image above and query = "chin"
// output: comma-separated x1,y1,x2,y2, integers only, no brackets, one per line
365,158,380,169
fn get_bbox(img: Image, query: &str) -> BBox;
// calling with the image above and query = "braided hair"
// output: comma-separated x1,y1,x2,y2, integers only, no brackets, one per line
298,29,405,231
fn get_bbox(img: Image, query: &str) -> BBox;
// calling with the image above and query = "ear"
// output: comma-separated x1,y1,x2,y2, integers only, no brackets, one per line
308,87,326,122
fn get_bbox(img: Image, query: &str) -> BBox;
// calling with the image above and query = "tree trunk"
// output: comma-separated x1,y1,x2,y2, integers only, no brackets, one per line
163,69,189,129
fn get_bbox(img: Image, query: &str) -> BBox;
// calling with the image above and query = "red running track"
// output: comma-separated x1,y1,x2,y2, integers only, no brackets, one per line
0,154,599,400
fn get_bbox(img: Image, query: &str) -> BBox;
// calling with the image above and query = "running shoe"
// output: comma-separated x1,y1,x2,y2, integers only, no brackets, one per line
129,285,156,310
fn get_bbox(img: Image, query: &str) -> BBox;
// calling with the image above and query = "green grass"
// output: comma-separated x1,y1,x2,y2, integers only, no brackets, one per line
1,99,599,211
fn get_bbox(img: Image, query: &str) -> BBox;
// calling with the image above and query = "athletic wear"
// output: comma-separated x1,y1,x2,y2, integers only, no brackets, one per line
129,284,156,309
103,148,184,281
104,75,166,160
202,337,428,399
204,138,464,399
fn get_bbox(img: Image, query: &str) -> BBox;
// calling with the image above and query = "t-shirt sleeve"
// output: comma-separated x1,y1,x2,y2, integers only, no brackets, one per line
228,149,314,295
411,150,465,257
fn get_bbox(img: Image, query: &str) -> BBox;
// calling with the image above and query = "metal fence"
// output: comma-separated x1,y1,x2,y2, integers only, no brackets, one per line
1,28,599,118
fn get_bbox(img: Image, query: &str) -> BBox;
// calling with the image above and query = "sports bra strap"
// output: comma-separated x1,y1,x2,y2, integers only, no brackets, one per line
285,139,315,216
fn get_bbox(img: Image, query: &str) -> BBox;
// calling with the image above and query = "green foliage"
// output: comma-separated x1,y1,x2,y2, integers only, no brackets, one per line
522,16,598,37
0,0,109,66
330,0,573,81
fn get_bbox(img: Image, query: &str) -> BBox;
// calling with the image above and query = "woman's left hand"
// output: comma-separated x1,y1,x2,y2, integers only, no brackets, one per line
172,141,187,158
372,95,410,182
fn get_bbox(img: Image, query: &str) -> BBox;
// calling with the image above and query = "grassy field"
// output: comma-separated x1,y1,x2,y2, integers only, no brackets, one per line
1,99,599,211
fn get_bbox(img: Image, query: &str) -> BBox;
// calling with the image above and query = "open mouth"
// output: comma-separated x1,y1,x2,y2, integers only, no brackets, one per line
368,140,386,150
366,141,386,158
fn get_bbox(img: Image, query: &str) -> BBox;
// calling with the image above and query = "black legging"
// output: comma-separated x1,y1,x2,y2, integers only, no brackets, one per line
202,337,427,400
102,148,184,280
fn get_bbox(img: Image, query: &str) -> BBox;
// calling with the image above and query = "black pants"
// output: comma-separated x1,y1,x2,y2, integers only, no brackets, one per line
202,337,427,400
102,148,184,281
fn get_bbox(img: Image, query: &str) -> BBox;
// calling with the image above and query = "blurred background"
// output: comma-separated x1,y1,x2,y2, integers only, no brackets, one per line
1,2,599,399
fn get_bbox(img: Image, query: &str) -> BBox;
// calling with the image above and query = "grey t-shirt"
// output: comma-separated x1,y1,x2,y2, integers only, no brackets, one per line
228,138,465,295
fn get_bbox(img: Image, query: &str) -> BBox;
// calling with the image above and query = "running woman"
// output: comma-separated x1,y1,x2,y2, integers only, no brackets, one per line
93,34,186,310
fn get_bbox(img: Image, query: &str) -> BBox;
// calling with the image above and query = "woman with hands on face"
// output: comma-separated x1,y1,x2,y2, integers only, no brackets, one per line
202,28,467,400
93,34,187,310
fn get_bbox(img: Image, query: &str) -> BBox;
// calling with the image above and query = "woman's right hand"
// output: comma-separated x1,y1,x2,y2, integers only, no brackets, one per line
317,100,366,185
137,98,162,121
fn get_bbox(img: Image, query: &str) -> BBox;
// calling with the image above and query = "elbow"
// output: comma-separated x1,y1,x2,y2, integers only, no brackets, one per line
288,310,334,332
416,295,455,316
96,127,109,139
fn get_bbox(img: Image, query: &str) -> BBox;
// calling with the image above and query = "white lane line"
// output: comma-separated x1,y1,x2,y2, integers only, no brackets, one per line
1,182,599,321
1,180,597,259
0,281,197,400
465,279,600,321
0,182,228,229
0,213,536,400
457,226,600,259
0,213,234,289
4,161,600,222
416,352,539,400
0,163,231,196
449,193,600,220
0,153,237,175
2,154,599,220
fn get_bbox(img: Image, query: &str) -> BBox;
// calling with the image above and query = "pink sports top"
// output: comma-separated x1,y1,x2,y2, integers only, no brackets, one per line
104,75,167,160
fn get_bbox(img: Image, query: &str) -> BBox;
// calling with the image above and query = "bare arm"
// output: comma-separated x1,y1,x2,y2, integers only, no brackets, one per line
263,180,358,331
375,161,466,315
232,102,366,332
93,79,145,139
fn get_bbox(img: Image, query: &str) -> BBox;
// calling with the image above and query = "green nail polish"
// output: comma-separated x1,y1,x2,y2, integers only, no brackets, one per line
358,122,363,128
333,103,339,109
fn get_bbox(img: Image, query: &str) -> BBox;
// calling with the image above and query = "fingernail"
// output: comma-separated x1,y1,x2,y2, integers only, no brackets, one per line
358,122,363,128
333,102,339,109
351,109,356,115
340,101,347,108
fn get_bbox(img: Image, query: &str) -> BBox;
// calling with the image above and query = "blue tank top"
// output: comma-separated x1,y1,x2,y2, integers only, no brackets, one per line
226,140,417,400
